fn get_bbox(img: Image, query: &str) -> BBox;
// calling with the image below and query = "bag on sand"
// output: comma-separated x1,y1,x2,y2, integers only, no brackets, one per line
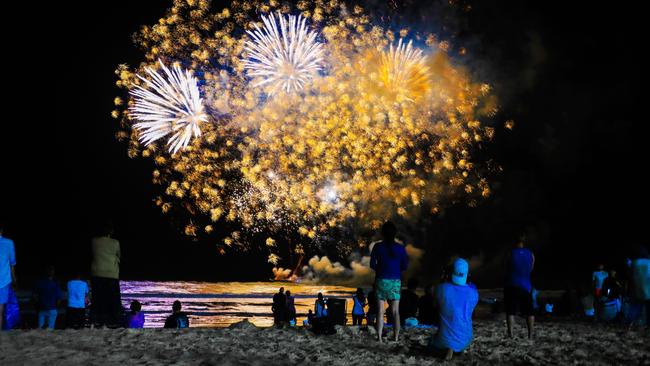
2,287,20,330
311,317,335,335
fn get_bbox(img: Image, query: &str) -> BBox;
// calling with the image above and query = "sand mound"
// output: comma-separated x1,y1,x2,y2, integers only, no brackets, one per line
228,319,257,331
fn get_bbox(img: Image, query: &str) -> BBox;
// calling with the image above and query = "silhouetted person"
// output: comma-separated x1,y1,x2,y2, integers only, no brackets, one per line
592,264,608,298
66,272,89,329
0,222,17,331
90,221,122,327
400,278,419,325
314,292,327,318
504,239,535,339
126,300,145,328
351,288,366,326
366,284,378,326
272,287,287,325
370,221,409,342
429,258,478,361
164,300,189,329
418,284,437,326
286,290,296,324
602,269,623,300
34,265,62,329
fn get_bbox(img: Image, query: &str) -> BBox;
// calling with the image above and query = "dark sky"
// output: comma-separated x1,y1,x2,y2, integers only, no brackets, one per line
3,1,646,288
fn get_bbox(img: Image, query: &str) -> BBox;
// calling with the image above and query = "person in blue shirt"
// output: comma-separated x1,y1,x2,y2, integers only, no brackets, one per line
370,221,409,342
351,288,366,326
66,272,90,329
592,264,608,298
0,222,18,331
34,265,63,329
429,258,478,361
504,240,535,339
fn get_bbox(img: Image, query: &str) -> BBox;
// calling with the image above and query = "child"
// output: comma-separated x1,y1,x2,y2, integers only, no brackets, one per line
164,300,189,329
66,272,89,329
34,265,62,329
126,300,145,328
352,288,366,326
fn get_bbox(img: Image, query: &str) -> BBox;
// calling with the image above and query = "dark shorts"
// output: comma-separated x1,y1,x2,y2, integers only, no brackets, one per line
504,286,534,316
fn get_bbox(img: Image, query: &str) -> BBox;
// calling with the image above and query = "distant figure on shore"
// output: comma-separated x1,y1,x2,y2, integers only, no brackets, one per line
0,222,17,331
592,264,608,298
429,258,478,361
34,265,62,329
90,221,122,327
286,290,296,325
366,284,378,326
164,300,189,329
126,300,145,328
314,292,327,318
352,288,366,326
630,246,650,327
272,287,287,325
370,221,409,342
400,278,419,326
418,284,436,326
66,272,89,329
504,239,535,339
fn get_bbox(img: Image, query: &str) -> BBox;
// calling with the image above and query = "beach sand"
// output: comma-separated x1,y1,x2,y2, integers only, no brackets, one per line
1,319,648,365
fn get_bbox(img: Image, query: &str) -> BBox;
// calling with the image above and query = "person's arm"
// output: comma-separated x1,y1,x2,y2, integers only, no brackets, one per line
401,246,409,271
370,245,378,270
530,252,535,271
116,241,121,264
10,241,17,286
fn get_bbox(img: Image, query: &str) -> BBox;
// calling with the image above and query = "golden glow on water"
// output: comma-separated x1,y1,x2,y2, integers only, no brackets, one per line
121,281,357,328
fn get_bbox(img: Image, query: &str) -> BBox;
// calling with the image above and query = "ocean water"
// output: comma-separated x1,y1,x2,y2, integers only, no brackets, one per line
120,281,358,328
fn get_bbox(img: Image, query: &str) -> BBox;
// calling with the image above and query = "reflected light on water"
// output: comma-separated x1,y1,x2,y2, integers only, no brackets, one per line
120,281,358,328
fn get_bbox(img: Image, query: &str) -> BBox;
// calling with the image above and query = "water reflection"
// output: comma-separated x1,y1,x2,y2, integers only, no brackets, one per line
120,281,358,328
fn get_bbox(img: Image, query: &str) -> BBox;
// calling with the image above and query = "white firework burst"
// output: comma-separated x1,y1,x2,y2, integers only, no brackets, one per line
129,60,208,155
243,12,324,95
382,38,427,86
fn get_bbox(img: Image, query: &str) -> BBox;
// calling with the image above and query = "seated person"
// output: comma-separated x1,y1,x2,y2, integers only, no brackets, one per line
126,300,145,328
164,300,189,329
417,284,437,326
429,258,479,361
400,278,419,326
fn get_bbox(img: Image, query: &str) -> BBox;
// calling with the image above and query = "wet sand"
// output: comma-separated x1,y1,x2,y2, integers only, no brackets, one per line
1,319,648,365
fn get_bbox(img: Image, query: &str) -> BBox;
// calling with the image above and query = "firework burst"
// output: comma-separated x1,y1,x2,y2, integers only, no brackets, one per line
129,60,208,154
242,12,324,95
379,38,430,102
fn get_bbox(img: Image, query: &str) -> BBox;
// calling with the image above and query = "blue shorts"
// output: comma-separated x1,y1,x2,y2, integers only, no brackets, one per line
0,284,9,304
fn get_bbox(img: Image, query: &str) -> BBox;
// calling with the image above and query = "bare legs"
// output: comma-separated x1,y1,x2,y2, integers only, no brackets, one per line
506,314,535,339
376,299,401,342
377,299,385,342
526,315,535,339
391,299,400,341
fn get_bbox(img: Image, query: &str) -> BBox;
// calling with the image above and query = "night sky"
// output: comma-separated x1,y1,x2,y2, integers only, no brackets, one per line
3,1,646,288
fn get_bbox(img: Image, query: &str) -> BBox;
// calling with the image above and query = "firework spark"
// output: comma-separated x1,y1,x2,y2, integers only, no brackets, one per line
243,12,324,95
379,38,430,101
129,60,208,154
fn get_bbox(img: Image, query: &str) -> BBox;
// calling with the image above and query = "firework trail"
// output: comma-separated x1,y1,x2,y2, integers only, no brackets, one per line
243,12,324,95
129,60,208,154
114,0,500,261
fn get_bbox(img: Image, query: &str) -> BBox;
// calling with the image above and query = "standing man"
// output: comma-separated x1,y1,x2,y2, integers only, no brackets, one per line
271,287,287,325
90,221,122,327
370,221,409,342
0,222,17,330
504,239,535,339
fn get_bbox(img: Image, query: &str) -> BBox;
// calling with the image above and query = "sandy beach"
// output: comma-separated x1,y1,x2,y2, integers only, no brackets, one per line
1,318,648,365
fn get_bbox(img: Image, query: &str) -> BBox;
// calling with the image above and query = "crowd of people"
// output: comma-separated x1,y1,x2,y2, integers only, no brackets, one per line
0,221,189,330
2,218,650,360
